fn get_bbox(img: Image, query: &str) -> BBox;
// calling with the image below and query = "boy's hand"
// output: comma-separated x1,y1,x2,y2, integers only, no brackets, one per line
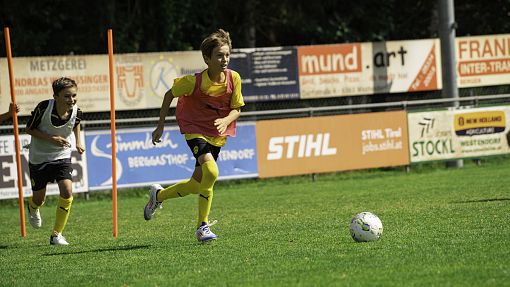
152,126,164,145
51,136,71,148
214,118,229,135
76,144,85,154
9,103,19,114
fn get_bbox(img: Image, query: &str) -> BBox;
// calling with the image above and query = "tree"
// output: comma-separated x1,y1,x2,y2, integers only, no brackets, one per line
1,0,508,55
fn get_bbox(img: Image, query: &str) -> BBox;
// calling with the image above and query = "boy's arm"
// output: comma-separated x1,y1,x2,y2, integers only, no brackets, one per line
152,89,175,145
26,126,71,148
73,124,85,154
214,108,241,135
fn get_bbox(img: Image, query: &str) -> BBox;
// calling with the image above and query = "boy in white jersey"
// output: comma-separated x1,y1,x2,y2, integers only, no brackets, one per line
145,29,244,242
25,77,85,245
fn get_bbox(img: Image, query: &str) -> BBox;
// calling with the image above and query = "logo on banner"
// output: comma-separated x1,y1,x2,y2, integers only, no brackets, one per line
267,133,337,160
454,111,506,136
418,117,435,137
298,44,362,75
117,63,144,106
90,135,123,186
150,59,179,98
411,116,454,157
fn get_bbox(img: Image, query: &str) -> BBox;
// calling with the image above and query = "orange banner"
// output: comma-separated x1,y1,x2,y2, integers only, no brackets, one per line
256,111,409,178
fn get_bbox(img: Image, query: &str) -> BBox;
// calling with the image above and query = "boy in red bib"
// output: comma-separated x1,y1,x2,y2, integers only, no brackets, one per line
145,29,244,242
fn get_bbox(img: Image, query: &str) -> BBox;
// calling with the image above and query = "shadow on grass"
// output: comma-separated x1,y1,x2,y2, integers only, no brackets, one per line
451,198,510,204
42,244,151,256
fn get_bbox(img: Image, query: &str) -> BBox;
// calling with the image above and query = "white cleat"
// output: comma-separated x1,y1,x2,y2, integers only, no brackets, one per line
27,205,42,229
196,220,218,242
50,233,69,246
144,184,163,220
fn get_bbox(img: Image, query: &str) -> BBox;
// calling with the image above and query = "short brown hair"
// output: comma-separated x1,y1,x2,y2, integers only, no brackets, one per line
200,29,232,59
52,77,77,96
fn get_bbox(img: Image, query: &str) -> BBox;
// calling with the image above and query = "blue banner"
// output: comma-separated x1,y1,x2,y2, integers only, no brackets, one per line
85,123,258,190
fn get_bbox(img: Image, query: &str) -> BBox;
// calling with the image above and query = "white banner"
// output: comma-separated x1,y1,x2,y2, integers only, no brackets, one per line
456,34,510,88
408,106,510,162
297,39,442,99
0,51,206,115
1,34,509,113
0,132,88,199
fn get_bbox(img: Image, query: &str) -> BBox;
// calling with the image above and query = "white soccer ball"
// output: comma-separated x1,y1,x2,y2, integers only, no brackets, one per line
349,212,383,242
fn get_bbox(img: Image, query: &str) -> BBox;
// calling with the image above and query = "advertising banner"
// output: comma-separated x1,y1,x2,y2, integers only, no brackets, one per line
408,106,510,162
2,34,509,112
127,51,206,110
229,46,300,102
0,51,206,115
256,111,409,178
0,132,88,199
85,123,258,190
297,39,441,99
456,34,510,87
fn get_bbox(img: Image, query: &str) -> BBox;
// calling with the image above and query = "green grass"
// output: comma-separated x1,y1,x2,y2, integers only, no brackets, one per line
1,158,509,286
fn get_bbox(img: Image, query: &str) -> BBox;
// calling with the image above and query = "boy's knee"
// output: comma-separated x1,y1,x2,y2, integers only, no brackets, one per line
201,161,219,182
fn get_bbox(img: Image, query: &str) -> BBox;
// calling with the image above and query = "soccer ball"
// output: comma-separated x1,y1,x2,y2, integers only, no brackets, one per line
349,212,383,242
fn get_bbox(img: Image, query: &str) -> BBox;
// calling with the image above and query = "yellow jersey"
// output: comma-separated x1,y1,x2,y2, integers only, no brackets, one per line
171,69,244,147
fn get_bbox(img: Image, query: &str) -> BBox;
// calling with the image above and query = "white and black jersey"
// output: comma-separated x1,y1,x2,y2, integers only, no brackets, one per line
27,99,81,164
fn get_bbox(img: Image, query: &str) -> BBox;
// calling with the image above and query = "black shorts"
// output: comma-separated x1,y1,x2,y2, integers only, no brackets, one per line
29,158,73,191
186,138,221,167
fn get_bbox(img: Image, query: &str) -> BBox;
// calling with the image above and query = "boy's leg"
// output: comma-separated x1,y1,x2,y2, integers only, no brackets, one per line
144,167,202,221
53,179,73,236
28,189,46,229
195,158,219,242
157,177,201,201
29,188,46,207
50,159,74,245
27,162,48,229
197,159,218,226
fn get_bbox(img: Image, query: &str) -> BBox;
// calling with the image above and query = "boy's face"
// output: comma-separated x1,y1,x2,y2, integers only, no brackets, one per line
205,44,230,72
54,86,78,110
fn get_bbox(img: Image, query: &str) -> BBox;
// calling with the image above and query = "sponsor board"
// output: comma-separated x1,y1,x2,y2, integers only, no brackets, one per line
85,123,258,190
297,39,441,99
457,34,510,87
408,106,510,162
0,55,109,116
2,34,509,113
0,51,206,115
0,132,88,199
229,46,300,102
144,51,206,108
256,111,409,178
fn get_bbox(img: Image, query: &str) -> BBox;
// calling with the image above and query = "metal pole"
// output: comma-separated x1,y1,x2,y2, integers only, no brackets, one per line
438,0,463,168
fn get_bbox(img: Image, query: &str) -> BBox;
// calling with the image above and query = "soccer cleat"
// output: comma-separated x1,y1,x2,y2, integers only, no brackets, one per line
196,220,218,242
144,184,163,220
50,233,69,246
27,204,42,229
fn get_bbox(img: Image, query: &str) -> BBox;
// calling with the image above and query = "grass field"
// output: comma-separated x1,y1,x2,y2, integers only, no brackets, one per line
1,158,509,286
